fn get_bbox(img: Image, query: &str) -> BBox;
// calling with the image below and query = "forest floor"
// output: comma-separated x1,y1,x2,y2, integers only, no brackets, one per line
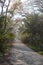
0,39,43,65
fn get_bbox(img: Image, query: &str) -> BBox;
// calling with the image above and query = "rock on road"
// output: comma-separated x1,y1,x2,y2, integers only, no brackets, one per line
8,40,43,65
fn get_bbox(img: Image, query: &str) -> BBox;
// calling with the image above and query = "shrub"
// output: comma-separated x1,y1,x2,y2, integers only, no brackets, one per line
0,16,15,56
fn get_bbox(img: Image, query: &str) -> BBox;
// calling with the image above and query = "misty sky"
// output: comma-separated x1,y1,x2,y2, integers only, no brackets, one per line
0,0,40,19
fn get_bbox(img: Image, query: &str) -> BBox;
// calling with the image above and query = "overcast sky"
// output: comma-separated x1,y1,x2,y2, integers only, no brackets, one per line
21,0,27,2
0,0,40,19
12,0,40,20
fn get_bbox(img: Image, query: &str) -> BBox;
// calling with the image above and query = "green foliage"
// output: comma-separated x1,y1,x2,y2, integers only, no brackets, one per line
0,15,15,56
21,32,29,43
0,31,15,55
21,14,43,54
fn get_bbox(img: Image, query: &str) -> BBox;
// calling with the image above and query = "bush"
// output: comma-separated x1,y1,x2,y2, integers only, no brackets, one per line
21,32,29,43
21,14,43,54
0,31,15,56
0,16,15,56
21,32,43,52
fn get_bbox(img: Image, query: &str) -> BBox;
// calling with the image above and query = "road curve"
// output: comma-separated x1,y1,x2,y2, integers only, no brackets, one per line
8,40,43,65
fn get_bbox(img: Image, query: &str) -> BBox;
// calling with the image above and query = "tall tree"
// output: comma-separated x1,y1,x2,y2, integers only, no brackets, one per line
0,0,22,30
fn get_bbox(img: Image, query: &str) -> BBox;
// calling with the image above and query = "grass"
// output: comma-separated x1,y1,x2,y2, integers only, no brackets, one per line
25,43,43,55
38,52,43,55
